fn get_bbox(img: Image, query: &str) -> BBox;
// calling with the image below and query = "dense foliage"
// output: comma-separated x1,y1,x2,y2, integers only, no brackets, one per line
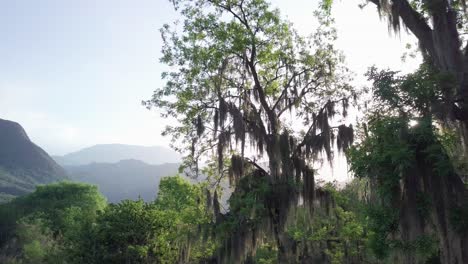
0,177,213,264
347,64,468,263
142,0,468,263
3,0,468,263
145,0,358,261
0,119,67,201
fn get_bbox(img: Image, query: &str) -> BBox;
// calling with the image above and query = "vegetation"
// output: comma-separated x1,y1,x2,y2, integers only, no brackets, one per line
145,0,356,261
348,0,468,262
0,177,213,264
3,0,468,263
346,64,468,263
0,119,67,202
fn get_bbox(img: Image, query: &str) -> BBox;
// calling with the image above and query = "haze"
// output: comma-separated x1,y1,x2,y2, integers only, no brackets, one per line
0,0,418,155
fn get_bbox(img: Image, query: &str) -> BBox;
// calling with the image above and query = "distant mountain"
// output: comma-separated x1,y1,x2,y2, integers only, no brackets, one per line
65,160,180,203
53,144,181,166
0,118,67,202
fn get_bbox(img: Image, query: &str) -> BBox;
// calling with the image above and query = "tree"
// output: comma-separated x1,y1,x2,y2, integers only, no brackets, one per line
0,182,107,263
15,217,63,264
146,0,355,261
89,176,212,264
91,199,164,264
355,0,468,136
348,65,468,263
286,182,369,263
154,176,214,263
321,1,468,262
0,182,106,245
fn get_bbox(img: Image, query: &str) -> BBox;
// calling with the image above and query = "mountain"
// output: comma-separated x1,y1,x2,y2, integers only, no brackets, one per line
0,118,67,202
53,144,181,166
64,160,180,203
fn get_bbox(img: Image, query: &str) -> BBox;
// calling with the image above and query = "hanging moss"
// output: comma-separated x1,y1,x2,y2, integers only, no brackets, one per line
342,98,349,117
228,102,246,152
150,0,360,262
304,133,326,160
337,124,354,152
215,170,273,263
191,138,196,158
218,130,231,171
196,115,205,137
314,188,334,216
244,108,266,155
213,190,221,222
206,189,213,213
303,167,315,210
279,130,293,179
214,109,219,137
219,99,228,128
229,154,245,186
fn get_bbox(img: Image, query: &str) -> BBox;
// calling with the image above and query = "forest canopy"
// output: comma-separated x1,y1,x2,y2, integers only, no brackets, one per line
1,0,467,263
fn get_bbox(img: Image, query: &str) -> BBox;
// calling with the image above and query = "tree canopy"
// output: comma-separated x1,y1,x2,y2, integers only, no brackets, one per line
145,0,357,261
1,1,467,263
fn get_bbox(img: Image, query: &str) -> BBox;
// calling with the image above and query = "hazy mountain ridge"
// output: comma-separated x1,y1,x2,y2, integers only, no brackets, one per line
0,120,183,203
0,118,67,202
53,144,181,166
64,160,180,203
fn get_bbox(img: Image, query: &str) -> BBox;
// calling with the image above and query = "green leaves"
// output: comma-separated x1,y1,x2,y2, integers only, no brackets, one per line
89,176,212,264
321,0,334,12
348,61,466,262
147,0,352,178
147,1,356,261
0,177,214,263
92,199,163,263
0,182,107,263
285,181,370,263
366,63,455,117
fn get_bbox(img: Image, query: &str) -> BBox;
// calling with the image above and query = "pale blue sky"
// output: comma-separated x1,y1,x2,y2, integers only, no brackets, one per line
0,0,418,155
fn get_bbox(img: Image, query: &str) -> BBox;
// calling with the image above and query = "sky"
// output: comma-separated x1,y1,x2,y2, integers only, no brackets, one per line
0,0,419,156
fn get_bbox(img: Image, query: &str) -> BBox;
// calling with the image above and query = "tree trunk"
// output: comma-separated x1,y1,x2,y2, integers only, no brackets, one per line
266,134,297,263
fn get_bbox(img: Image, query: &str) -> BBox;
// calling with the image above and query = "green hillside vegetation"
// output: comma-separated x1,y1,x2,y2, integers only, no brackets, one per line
0,177,214,264
0,182,106,249
0,168,31,202
3,0,468,263
141,0,468,262
0,167,66,203
0,119,67,201
0,176,374,264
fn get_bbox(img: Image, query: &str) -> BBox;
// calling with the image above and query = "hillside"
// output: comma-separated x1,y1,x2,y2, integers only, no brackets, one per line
0,118,67,202
65,160,179,202
53,144,181,166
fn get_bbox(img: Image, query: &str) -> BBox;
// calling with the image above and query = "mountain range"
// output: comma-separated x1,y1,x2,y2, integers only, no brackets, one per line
52,144,181,166
64,160,180,203
0,118,67,202
52,144,182,202
0,118,183,203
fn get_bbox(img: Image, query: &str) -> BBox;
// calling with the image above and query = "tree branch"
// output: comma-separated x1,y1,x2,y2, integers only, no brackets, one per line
244,157,269,176
368,0,436,58
292,98,348,157
276,77,322,118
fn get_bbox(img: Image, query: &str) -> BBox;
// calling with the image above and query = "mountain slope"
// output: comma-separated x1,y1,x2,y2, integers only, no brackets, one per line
0,118,67,202
53,144,181,166
65,160,179,202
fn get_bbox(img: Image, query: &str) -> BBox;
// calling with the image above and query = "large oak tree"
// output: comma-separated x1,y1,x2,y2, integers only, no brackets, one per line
146,0,355,261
